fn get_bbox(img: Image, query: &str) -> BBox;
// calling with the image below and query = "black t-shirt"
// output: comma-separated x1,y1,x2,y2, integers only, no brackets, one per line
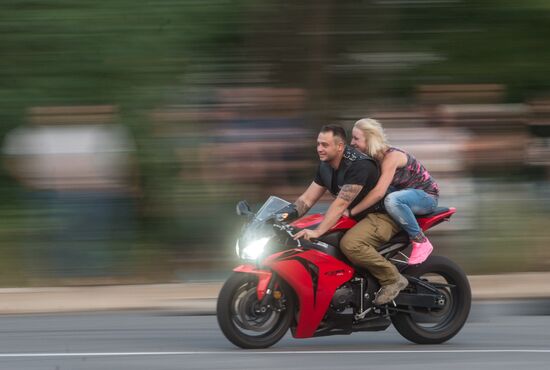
314,159,379,219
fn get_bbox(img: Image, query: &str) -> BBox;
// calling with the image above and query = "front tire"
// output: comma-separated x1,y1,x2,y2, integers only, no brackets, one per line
392,255,471,344
216,272,295,349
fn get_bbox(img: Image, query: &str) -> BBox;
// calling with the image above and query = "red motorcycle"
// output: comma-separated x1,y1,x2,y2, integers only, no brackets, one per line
217,196,471,348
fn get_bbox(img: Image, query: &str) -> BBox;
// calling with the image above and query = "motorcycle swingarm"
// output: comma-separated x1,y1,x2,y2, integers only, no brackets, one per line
407,275,455,294
394,292,446,309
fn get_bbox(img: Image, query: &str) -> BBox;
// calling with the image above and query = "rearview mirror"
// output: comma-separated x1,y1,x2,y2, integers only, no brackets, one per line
236,200,253,216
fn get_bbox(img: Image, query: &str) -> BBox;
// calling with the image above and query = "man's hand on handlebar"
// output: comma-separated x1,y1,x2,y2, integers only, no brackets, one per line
293,228,321,241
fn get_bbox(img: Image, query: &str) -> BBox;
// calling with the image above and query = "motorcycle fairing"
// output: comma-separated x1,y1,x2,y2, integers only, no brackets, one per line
262,248,354,338
291,214,357,231
233,264,273,300
417,207,456,231
293,207,455,234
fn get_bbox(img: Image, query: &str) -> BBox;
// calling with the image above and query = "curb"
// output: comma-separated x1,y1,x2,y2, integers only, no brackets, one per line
0,272,549,315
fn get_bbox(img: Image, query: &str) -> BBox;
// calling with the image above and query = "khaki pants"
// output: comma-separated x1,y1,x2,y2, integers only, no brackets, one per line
340,213,401,286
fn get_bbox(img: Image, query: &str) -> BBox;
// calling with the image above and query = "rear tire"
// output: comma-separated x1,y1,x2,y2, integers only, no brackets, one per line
392,255,471,344
216,272,295,349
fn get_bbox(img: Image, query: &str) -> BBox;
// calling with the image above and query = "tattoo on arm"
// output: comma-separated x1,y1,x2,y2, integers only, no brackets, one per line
295,199,311,217
337,184,363,203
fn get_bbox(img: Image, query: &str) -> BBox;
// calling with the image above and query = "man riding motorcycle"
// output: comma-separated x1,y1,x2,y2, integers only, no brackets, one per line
291,125,408,305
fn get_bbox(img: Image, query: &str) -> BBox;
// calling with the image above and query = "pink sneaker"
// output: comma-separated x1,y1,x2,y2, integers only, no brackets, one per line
408,239,433,265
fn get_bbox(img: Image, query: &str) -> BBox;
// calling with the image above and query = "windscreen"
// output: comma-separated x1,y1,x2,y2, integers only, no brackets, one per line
254,196,291,222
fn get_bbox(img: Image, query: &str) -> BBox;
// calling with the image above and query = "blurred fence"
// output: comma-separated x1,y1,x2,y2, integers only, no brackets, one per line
1,86,549,285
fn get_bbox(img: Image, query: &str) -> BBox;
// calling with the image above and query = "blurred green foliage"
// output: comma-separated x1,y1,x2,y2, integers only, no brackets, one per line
0,0,247,148
401,0,550,101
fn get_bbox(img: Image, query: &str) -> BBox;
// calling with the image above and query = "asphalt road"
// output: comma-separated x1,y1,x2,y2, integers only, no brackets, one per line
0,301,549,370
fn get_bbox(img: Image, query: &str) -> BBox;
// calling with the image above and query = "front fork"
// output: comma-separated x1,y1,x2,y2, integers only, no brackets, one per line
233,264,275,304
259,271,279,310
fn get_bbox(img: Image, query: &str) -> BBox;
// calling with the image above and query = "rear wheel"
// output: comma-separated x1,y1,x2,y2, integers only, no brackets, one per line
392,255,471,344
216,272,295,349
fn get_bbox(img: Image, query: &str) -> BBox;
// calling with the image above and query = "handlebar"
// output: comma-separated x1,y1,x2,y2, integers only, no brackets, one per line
272,220,320,248
272,220,303,247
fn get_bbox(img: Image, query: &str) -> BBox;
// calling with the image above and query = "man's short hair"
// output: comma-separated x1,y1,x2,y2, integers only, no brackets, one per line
320,124,347,143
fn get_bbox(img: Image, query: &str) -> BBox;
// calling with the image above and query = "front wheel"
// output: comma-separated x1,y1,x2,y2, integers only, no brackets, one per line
392,255,471,344
216,272,295,349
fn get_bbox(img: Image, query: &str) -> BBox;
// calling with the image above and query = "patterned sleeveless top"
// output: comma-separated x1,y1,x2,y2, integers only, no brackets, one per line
387,147,439,197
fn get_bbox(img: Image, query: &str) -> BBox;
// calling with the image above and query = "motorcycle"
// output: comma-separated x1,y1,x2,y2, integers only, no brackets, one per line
217,196,471,349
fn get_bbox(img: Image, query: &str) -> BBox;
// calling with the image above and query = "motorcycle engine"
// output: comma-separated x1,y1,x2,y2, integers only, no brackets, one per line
331,283,355,312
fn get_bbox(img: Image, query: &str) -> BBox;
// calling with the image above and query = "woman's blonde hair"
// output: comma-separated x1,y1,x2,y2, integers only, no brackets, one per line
353,118,389,160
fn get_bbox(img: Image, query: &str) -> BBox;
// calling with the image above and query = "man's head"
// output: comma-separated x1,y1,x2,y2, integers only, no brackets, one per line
317,125,346,166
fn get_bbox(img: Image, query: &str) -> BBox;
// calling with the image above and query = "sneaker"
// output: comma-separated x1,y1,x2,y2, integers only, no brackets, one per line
408,238,433,265
373,274,409,305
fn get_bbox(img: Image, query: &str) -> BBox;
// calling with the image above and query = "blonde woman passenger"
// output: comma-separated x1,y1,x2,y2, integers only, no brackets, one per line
347,118,439,264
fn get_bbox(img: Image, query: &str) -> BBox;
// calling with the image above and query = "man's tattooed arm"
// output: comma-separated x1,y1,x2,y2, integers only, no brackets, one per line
297,184,363,237
292,181,327,218
294,198,312,217
337,184,363,204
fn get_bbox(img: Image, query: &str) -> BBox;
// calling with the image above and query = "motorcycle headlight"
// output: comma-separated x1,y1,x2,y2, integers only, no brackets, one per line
238,237,270,260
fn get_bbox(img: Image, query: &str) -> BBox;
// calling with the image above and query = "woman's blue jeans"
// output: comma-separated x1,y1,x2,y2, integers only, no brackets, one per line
384,189,438,239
